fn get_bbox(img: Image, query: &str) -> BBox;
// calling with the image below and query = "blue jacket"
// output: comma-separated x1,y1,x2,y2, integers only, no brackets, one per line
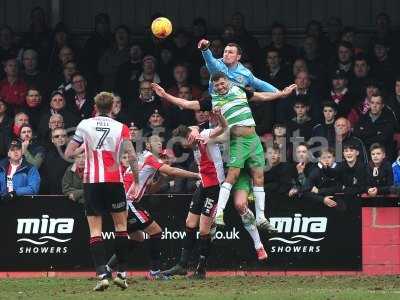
202,49,279,93
392,159,400,186
0,158,41,196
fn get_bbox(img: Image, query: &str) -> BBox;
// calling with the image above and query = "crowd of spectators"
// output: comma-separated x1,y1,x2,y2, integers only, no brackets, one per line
0,7,400,204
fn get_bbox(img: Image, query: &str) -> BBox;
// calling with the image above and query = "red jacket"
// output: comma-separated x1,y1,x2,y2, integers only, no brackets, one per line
0,78,28,108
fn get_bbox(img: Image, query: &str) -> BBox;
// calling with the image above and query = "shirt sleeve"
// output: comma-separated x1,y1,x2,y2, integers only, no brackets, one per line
248,73,279,92
146,155,164,170
121,124,130,141
199,97,212,112
72,121,84,144
244,89,254,99
201,49,226,74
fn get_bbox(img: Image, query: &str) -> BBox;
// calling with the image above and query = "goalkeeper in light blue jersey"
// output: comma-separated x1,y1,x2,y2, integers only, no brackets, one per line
198,39,279,94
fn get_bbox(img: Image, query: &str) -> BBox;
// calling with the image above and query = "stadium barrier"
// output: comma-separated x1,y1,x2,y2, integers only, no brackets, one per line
1,193,382,272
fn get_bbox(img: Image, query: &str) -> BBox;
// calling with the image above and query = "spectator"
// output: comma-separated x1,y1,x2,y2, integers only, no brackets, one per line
286,98,314,142
263,48,292,89
142,109,171,143
130,80,162,127
353,92,396,160
22,87,43,130
329,41,354,76
0,139,40,200
288,143,315,198
292,58,308,79
115,44,143,102
264,143,293,197
62,150,85,204
341,26,363,55
337,141,366,196
21,49,49,100
385,76,400,126
350,54,371,99
49,41,76,76
328,70,355,118
334,117,368,164
138,55,161,84
271,123,291,162
19,124,45,169
41,128,70,194
304,148,340,207
266,22,297,65
370,39,396,88
0,100,12,159
12,112,30,138
158,47,175,84
111,94,129,125
40,113,64,144
366,143,393,196
98,25,131,90
38,91,79,141
171,29,195,64
165,84,195,128
198,65,210,92
369,12,396,52
210,38,224,58
83,13,112,83
311,101,338,154
0,25,19,63
299,35,324,81
0,57,28,112
325,17,343,55
54,60,78,92
65,72,94,120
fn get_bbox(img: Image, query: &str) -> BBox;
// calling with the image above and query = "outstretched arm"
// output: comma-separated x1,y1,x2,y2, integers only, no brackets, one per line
198,39,225,75
250,84,297,102
159,164,200,179
151,83,201,111
248,73,279,92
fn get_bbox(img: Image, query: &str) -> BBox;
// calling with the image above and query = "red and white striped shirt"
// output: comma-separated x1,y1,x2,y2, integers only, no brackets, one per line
73,116,130,183
126,150,163,202
194,129,225,188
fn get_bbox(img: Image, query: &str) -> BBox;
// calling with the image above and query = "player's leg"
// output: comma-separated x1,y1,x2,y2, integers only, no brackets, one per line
247,134,277,232
190,186,218,279
163,186,203,276
215,135,249,225
233,189,267,261
84,183,110,291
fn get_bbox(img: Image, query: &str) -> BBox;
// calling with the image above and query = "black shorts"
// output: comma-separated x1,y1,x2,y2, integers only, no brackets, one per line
127,201,154,232
189,185,220,217
83,183,126,216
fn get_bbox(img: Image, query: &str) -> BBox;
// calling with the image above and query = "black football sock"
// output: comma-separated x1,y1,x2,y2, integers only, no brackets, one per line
89,236,107,277
149,232,162,271
114,231,130,272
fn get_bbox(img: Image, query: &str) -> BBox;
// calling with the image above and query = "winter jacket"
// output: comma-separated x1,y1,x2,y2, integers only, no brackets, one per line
62,164,84,204
0,158,40,196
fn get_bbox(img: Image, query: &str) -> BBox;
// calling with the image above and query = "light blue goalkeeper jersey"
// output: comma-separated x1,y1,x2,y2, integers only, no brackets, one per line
202,49,279,94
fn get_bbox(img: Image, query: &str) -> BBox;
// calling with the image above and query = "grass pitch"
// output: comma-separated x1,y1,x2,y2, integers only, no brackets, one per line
0,275,399,300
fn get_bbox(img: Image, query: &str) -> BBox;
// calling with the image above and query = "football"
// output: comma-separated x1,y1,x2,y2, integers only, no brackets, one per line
151,17,173,39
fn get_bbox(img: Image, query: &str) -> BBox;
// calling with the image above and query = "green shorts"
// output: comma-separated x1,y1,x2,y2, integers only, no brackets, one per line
233,170,252,192
228,133,265,169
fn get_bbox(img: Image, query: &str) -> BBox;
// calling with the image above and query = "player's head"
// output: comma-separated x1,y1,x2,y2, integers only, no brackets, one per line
173,125,195,148
370,143,385,165
94,91,114,115
211,72,230,95
223,42,242,66
145,135,163,154
319,148,335,167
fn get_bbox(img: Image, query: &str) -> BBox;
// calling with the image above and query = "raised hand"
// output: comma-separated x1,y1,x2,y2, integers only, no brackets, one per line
281,84,297,97
151,83,166,98
197,39,210,50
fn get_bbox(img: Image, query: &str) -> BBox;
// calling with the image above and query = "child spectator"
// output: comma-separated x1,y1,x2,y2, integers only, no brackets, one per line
366,143,393,196
286,98,314,141
62,150,85,204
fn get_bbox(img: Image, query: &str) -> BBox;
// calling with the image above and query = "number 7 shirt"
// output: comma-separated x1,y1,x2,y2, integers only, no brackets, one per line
73,115,130,183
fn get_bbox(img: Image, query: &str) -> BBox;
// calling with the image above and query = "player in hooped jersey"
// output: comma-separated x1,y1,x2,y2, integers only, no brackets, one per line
105,135,201,280
65,92,139,291
162,108,228,279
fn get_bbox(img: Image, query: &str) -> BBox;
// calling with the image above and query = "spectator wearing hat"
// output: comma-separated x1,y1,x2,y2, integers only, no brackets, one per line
98,25,131,90
142,108,171,145
41,128,69,195
337,141,367,196
65,72,94,120
334,117,368,164
0,99,12,159
353,91,396,160
19,124,45,169
311,101,338,151
328,70,355,118
0,57,28,112
0,139,40,202
286,98,314,141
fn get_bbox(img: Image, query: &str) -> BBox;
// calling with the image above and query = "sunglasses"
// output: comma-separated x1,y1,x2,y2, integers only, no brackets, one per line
53,134,67,138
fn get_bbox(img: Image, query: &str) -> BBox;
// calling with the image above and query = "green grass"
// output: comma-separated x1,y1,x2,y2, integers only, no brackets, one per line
0,276,399,300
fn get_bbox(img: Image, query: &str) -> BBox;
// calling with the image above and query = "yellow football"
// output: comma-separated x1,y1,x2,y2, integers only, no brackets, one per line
151,17,173,39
